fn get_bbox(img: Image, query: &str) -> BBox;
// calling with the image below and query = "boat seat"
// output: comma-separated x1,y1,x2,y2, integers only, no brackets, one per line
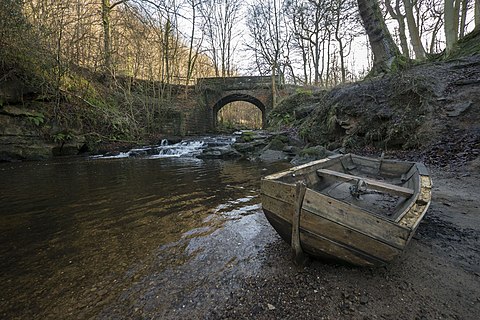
316,169,414,198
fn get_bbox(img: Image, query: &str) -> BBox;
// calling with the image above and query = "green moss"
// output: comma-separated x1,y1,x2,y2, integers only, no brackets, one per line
268,89,328,129
242,131,255,142
269,137,286,150
427,30,480,61
300,146,327,157
447,29,480,59
276,134,289,143
295,88,313,95
342,136,358,149
390,55,411,73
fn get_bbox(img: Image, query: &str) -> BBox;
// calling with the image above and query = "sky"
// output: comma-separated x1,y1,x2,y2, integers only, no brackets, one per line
175,0,373,81
175,0,476,81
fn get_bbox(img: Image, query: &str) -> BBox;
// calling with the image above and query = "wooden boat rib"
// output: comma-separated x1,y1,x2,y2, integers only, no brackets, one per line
261,153,432,266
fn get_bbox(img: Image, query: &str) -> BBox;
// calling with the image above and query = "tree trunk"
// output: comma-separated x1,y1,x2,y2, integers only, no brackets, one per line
271,61,277,107
326,31,331,86
385,0,410,57
403,0,425,59
429,17,442,53
444,0,460,52
335,0,346,83
186,0,197,89
476,0,480,31
397,16,410,57
459,0,469,37
301,43,309,84
357,0,401,74
385,0,410,58
101,0,112,75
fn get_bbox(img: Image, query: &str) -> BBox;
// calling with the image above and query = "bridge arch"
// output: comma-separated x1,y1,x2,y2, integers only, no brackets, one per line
212,93,267,130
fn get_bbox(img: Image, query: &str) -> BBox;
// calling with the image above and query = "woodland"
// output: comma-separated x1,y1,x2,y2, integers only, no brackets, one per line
1,3,480,318
0,0,479,157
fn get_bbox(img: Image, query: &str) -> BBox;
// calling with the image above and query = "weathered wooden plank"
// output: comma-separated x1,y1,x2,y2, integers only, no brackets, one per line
261,194,294,222
263,191,409,253
261,180,296,204
300,210,401,261
292,182,307,265
264,206,387,266
263,194,400,260
262,154,344,182
394,173,420,223
316,169,414,198
350,154,413,176
300,231,380,266
265,207,384,266
302,189,410,249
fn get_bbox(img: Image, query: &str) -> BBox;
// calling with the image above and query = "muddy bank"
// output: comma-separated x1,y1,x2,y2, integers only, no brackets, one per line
206,168,480,320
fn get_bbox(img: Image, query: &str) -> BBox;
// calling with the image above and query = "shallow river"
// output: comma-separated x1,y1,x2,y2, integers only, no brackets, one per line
0,152,289,319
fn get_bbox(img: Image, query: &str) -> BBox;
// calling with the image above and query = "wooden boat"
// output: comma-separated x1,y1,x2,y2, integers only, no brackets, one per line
261,153,432,267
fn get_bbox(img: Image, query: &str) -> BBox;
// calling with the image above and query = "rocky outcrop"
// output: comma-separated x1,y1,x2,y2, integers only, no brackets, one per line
0,72,85,161
0,106,51,161
0,105,83,161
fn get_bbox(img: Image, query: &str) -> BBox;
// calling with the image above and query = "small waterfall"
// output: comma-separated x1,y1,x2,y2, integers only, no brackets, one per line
151,140,206,158
92,136,236,160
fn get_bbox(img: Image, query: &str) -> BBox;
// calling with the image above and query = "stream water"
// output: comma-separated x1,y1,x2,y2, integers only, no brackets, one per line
0,137,290,319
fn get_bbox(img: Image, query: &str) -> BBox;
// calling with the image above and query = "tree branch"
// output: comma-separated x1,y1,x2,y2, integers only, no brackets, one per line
110,0,130,10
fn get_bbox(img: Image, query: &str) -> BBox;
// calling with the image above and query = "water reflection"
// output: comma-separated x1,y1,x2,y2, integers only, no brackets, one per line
0,157,289,319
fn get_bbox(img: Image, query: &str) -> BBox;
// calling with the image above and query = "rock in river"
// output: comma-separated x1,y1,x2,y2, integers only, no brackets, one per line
197,146,243,159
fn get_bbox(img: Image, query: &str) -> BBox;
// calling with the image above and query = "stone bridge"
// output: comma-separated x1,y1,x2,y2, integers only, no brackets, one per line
178,76,288,134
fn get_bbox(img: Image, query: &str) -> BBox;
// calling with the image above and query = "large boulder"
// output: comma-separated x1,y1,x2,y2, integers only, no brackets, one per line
232,139,267,153
259,149,289,162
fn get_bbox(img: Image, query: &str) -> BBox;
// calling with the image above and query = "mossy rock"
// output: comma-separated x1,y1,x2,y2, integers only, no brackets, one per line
300,145,327,157
268,137,286,151
241,131,255,142
273,134,289,143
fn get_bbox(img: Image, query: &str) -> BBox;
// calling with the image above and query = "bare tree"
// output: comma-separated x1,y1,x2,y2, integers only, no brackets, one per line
333,0,360,83
199,0,242,77
185,0,204,88
246,1,289,80
287,0,313,84
102,0,130,76
385,0,410,57
288,0,331,85
402,0,426,58
459,0,469,37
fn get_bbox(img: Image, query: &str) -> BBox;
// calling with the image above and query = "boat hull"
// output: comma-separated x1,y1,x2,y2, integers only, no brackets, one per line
261,154,432,266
